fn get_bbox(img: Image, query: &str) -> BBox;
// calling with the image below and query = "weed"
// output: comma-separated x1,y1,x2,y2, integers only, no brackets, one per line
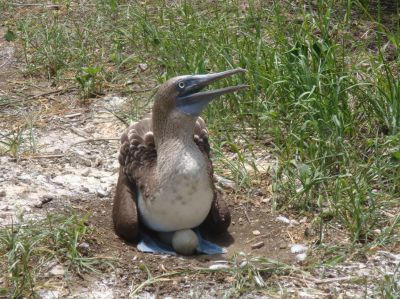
0,212,112,298
0,113,39,156
75,66,103,99
0,126,25,157
17,15,70,78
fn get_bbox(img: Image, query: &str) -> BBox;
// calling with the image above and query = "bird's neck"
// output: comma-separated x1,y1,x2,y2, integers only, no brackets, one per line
152,109,197,150
152,111,205,183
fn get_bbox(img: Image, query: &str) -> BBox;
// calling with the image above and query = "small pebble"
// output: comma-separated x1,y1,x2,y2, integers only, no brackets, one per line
93,158,103,167
39,196,54,208
214,174,238,190
209,264,230,270
0,190,6,197
19,175,31,184
83,159,92,167
276,215,291,224
81,168,90,177
75,150,86,156
78,242,90,249
52,178,64,186
78,242,90,255
1,205,11,211
49,264,65,276
304,227,315,237
295,253,307,262
138,63,148,71
276,215,299,226
251,241,265,249
97,188,109,198
252,230,261,236
290,244,308,254
261,197,270,203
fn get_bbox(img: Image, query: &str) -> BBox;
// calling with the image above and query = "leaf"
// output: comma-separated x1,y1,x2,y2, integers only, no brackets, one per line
299,163,311,178
83,66,101,75
392,151,400,161
4,29,16,42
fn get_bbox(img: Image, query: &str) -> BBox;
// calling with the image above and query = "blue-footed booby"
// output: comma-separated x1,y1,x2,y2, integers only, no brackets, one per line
113,68,247,255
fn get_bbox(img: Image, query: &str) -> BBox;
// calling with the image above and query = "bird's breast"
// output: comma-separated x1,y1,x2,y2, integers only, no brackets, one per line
137,161,214,232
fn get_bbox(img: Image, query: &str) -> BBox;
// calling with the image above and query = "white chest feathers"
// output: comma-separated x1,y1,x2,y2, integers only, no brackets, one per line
137,155,214,232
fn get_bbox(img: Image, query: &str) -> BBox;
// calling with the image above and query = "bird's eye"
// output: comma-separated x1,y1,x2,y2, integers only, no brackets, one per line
178,82,185,89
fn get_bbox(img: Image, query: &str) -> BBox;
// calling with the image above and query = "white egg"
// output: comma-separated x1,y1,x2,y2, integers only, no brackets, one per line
172,229,199,256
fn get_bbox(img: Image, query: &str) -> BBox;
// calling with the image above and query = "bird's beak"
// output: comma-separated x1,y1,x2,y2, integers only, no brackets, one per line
176,68,248,116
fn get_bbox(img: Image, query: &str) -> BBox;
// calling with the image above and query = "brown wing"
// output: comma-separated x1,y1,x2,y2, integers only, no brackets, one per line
118,116,157,192
113,115,155,241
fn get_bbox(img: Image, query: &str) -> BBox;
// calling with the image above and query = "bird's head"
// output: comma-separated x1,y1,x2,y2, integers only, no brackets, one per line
153,68,248,118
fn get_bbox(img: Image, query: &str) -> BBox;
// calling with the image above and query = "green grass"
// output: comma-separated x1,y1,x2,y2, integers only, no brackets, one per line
0,212,112,298
1,0,399,260
0,126,26,157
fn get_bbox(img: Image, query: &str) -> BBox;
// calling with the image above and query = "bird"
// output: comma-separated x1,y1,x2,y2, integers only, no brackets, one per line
112,68,247,255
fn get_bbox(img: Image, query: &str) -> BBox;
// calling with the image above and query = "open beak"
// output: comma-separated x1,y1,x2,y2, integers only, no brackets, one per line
176,68,248,116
